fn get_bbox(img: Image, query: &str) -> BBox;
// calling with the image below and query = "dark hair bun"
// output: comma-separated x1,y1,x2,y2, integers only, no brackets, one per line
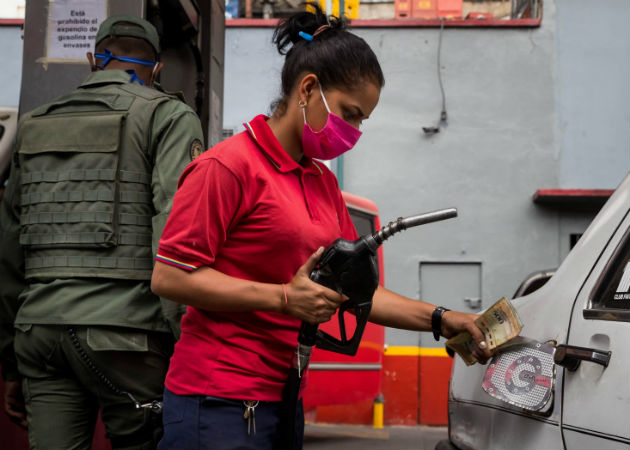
273,2,345,55
270,1,384,115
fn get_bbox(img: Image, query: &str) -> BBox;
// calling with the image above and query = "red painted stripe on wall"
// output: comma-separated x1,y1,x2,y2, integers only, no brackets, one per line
0,19,24,25
226,18,541,28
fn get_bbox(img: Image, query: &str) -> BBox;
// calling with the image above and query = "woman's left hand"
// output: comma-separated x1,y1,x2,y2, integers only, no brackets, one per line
284,247,347,324
441,311,492,363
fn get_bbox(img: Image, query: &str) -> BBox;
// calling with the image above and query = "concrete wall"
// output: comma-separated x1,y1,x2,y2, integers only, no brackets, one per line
555,0,629,189
0,25,23,107
345,21,559,347
223,0,629,347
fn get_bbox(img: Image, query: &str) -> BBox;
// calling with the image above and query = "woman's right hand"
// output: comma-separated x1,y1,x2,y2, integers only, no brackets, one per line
284,247,346,324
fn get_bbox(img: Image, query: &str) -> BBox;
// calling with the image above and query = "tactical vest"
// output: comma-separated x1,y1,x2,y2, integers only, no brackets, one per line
17,83,175,280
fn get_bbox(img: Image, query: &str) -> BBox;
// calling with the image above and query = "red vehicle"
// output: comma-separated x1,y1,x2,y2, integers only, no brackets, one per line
303,191,385,423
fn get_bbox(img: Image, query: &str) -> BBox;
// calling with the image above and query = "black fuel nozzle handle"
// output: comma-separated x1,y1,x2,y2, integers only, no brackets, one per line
298,264,337,347
299,207,458,357
299,236,378,355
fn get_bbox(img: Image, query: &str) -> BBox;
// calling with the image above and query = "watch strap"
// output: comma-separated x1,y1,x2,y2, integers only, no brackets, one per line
431,306,450,341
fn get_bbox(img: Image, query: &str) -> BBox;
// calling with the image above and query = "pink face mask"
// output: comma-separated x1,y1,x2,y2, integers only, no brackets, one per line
301,85,362,161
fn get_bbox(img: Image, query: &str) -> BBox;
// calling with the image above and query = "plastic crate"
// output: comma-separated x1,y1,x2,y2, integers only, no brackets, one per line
411,0,438,19
394,0,411,18
437,0,462,19
403,0,462,19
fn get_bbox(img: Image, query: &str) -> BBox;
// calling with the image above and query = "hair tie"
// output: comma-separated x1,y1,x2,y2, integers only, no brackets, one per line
312,24,330,38
298,24,331,42
298,31,313,41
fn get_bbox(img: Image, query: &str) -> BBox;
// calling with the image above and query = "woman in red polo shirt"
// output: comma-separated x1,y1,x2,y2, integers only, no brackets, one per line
152,5,489,450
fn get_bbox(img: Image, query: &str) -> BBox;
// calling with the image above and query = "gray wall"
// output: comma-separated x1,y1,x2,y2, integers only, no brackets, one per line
555,0,629,189
345,21,560,346
223,0,629,347
0,25,23,107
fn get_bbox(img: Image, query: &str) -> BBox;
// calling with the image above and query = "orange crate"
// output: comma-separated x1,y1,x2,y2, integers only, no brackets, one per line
437,0,462,19
394,0,412,18
410,0,437,19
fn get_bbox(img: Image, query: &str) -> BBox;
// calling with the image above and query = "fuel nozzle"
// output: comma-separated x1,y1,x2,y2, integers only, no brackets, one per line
301,207,458,357
364,208,458,253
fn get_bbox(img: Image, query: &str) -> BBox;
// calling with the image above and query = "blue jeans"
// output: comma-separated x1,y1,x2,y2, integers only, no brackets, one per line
157,388,304,450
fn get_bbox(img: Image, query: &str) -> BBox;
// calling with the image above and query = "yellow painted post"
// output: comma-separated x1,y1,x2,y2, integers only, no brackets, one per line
373,394,384,429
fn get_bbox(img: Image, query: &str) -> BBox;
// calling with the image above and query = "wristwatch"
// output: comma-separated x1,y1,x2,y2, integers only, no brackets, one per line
431,306,450,341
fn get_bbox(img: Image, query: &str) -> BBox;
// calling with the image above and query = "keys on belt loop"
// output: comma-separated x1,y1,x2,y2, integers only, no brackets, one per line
124,392,163,413
243,400,259,435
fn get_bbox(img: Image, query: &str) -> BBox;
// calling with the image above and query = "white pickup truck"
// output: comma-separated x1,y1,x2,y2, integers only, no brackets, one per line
440,172,630,450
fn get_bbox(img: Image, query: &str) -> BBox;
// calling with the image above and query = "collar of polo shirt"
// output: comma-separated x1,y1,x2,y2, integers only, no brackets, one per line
244,115,324,176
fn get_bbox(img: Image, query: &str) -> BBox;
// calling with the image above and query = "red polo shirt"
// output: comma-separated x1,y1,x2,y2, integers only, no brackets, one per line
156,115,358,401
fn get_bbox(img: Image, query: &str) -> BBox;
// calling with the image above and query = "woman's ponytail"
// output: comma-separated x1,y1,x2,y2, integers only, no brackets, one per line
273,3,344,55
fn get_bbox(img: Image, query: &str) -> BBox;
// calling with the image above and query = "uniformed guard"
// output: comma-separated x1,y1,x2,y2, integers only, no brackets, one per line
0,15,205,450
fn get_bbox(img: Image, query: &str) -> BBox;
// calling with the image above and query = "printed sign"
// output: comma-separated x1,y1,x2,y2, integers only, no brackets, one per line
47,0,107,61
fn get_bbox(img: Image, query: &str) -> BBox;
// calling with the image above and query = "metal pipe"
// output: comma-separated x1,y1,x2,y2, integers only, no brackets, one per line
400,207,458,229
367,208,458,250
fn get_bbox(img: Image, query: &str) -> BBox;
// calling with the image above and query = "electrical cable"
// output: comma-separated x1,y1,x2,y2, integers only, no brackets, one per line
423,18,448,135
436,17,447,122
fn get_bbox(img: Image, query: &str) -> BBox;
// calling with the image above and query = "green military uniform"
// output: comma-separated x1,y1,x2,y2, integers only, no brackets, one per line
0,68,204,449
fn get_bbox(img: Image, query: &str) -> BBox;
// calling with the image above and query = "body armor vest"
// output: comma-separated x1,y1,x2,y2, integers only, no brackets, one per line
17,83,174,280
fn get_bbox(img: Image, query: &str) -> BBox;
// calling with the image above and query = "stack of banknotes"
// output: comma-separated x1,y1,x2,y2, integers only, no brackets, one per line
446,297,523,366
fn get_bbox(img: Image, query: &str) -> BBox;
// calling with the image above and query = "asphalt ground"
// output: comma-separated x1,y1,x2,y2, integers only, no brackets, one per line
303,424,447,450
